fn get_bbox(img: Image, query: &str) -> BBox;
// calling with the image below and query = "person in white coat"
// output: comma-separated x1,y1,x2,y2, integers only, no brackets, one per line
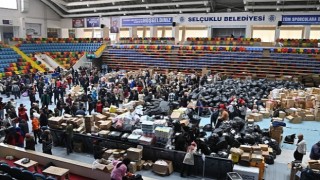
294,134,306,161
181,141,197,177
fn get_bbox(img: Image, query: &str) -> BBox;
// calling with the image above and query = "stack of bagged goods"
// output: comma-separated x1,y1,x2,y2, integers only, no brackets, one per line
155,126,173,147
143,99,170,116
48,116,64,129
126,148,143,173
188,79,303,113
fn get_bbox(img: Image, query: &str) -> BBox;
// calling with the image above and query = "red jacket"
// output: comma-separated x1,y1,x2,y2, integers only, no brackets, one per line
96,103,103,113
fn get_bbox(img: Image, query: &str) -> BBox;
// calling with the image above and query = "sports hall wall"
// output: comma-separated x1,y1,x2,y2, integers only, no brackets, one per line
0,0,61,41
0,0,319,43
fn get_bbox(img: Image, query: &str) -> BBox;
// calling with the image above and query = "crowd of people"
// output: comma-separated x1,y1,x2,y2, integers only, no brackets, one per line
0,65,319,179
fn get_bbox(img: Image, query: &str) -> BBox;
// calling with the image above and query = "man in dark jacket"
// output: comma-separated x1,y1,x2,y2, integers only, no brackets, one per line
93,140,106,159
41,92,50,108
310,141,320,160
39,111,48,127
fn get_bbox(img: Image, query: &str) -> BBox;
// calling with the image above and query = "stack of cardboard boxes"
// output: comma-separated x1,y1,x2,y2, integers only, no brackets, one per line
269,125,283,144
268,88,320,122
126,147,144,173
236,145,271,180
48,116,64,129
308,160,320,170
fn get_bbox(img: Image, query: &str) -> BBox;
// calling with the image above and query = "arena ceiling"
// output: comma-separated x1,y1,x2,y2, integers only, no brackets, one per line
41,0,320,17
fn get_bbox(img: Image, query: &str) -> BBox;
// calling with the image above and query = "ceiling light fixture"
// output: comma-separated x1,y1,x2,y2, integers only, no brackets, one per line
206,9,210,13
204,2,208,6
142,0,145,2
176,4,180,8
118,7,122,10
276,7,280,11
244,7,248,11
146,6,149,9
317,6,320,10
94,9,97,12
112,2,115,5
123,13,126,15
179,10,182,13
243,0,246,5
150,12,153,15
87,3,89,7
277,0,281,4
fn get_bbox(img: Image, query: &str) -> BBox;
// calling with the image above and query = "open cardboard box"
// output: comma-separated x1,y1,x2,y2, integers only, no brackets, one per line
152,160,173,175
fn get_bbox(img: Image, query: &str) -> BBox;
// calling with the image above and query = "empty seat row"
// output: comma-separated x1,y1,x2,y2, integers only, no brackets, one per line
0,55,20,59
0,59,18,64
0,162,55,180
20,43,101,47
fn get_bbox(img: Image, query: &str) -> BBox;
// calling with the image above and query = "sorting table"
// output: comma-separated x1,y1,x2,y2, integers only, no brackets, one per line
14,158,39,172
42,166,70,180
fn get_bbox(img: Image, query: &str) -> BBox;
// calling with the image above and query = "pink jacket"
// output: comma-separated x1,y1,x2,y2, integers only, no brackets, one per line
111,161,127,180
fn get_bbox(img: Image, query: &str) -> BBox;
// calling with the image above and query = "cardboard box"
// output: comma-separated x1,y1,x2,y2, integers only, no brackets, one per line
98,130,110,138
180,119,189,126
247,119,254,124
288,116,302,124
95,163,114,173
152,160,173,175
279,111,286,118
143,161,153,170
260,111,270,118
266,101,274,110
137,160,145,171
259,144,269,151
272,117,283,122
251,154,263,163
95,114,107,122
308,160,320,170
249,113,263,122
241,153,252,161
252,146,261,152
240,145,252,153
170,111,182,120
103,150,113,159
304,114,315,121
286,99,295,108
270,126,283,133
99,121,112,130
127,148,143,161
262,151,269,158
306,100,314,109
